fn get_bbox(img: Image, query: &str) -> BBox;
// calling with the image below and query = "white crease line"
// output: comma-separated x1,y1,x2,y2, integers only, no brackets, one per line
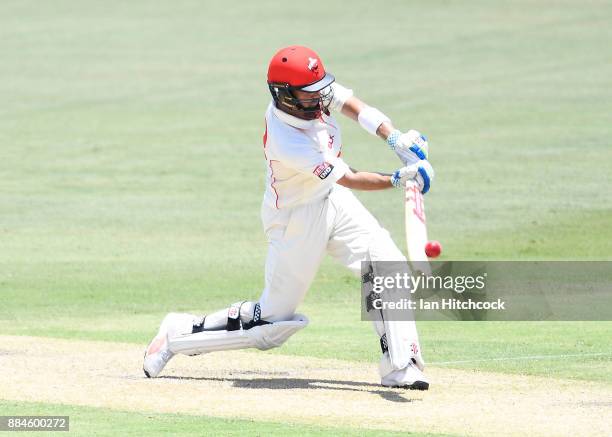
430,352,612,365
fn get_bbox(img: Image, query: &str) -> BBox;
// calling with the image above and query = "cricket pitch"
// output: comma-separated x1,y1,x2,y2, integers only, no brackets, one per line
1,336,610,436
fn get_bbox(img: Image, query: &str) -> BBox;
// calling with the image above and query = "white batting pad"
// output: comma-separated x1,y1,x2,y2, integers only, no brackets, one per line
168,314,308,356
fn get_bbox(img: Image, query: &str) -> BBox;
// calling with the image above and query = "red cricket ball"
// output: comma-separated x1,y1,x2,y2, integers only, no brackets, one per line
425,240,442,258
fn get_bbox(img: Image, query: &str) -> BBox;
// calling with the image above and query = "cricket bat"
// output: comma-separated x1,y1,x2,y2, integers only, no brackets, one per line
404,179,432,276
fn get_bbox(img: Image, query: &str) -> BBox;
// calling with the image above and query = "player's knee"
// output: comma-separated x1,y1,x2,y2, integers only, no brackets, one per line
229,302,307,350
249,313,309,350
257,300,299,324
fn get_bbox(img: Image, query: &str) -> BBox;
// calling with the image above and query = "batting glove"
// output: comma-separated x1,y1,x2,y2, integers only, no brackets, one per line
387,129,429,166
391,160,434,194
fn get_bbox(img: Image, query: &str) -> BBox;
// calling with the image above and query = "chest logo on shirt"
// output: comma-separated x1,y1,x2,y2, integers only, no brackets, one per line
327,134,335,149
313,162,334,180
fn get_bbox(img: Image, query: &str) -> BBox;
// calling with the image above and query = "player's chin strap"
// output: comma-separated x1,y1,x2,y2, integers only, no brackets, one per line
169,302,308,356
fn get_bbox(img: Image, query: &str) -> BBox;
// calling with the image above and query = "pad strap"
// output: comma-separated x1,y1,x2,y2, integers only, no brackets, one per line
380,333,389,354
242,303,268,330
226,301,245,331
192,302,268,333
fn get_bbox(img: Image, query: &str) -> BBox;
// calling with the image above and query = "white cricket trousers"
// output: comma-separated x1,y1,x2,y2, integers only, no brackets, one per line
258,185,406,321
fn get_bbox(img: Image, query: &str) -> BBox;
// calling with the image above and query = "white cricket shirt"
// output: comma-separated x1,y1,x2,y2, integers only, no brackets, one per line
262,83,353,209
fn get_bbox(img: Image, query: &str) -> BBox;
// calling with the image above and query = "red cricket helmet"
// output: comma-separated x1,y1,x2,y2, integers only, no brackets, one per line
267,46,335,120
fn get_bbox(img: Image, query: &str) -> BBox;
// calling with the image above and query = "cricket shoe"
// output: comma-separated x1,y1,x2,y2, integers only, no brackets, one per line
143,312,199,378
381,361,429,390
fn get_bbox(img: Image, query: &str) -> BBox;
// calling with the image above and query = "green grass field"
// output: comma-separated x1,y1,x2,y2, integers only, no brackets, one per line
2,400,448,437
1,0,611,435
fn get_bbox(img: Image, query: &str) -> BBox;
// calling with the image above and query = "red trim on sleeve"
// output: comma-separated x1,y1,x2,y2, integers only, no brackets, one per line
269,160,280,209
262,120,279,209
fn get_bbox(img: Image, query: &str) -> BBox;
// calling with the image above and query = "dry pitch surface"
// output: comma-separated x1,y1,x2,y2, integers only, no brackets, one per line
1,336,610,436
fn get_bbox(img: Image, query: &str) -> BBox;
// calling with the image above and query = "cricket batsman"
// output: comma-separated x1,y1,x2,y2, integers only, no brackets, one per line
143,45,435,389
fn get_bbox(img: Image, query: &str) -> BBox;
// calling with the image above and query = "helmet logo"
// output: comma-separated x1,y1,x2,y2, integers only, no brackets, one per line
307,57,319,72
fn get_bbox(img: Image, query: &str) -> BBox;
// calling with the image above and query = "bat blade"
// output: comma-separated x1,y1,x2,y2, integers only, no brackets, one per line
404,180,432,276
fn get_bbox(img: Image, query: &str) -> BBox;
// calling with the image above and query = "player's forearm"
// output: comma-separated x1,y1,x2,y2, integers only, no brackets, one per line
337,169,393,191
375,122,395,141
340,95,396,141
